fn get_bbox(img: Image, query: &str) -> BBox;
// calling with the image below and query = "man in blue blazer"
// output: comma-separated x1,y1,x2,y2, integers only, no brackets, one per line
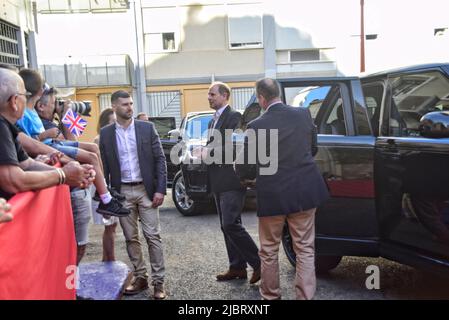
236,78,329,300
202,82,261,284
99,90,167,299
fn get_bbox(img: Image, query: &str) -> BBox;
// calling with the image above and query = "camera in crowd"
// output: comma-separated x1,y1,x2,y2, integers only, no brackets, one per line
43,83,92,117
56,99,92,117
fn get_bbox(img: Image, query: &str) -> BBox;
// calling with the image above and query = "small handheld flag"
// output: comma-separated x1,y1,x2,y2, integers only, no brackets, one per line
61,109,87,137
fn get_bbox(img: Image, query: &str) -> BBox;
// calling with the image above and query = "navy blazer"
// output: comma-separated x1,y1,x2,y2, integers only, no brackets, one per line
99,120,167,200
206,106,244,193
242,103,329,217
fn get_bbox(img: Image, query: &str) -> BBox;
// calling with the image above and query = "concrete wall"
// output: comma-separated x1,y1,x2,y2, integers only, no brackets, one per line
143,3,264,83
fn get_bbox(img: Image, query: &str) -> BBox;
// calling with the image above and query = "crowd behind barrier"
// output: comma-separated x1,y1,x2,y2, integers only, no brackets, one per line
0,184,76,300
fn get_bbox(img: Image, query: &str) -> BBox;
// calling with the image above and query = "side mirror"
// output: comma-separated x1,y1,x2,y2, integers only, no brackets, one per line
168,129,182,141
419,111,449,138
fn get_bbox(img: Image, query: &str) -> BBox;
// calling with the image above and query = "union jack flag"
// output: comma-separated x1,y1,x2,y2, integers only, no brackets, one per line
61,109,87,137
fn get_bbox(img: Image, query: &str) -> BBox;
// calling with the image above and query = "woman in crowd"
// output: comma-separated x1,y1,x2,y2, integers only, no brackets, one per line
92,108,118,261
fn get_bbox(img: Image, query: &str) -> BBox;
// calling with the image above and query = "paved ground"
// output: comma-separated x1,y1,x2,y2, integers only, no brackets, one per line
82,191,449,300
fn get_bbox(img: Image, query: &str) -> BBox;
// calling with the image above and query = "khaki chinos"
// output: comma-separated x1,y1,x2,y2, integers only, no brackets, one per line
119,183,165,285
258,208,316,300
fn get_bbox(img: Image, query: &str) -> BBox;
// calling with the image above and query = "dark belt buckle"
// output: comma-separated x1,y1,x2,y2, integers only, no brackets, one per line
123,181,143,186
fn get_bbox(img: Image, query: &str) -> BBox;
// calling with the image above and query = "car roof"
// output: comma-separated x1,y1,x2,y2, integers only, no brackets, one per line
276,63,449,83
361,63,449,80
186,111,214,117
278,76,358,83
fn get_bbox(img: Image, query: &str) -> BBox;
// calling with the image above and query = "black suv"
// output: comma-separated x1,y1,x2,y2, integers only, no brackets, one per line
167,111,215,215
175,63,449,277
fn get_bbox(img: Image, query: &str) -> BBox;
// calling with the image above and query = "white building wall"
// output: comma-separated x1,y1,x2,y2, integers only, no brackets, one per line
267,0,449,76
142,2,265,83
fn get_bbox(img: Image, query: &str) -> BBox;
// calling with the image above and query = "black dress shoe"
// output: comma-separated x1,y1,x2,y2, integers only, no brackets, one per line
216,268,247,281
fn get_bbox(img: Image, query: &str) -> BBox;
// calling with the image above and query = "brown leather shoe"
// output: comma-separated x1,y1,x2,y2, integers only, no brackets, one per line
249,267,261,284
123,277,148,295
216,268,247,281
153,284,166,300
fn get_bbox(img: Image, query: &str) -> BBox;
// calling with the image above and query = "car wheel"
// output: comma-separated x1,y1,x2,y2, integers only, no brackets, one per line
281,223,342,274
172,172,198,216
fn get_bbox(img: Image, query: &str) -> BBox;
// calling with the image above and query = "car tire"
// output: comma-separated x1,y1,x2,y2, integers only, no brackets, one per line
172,172,198,216
281,223,342,274
172,172,216,216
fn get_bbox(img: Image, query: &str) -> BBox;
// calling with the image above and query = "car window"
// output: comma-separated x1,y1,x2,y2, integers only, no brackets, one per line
388,71,449,137
284,86,332,120
284,84,347,135
185,114,213,139
362,82,385,136
149,117,176,139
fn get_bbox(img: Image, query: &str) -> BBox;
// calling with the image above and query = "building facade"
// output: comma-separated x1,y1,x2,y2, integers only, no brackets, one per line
0,0,38,69
34,0,449,142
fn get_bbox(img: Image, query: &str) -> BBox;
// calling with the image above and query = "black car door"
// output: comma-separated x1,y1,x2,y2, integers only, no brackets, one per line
281,79,378,255
374,68,449,269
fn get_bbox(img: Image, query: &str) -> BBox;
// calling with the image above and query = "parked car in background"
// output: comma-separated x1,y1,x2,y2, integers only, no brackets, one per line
164,112,215,215
148,116,177,185
175,63,449,277
171,103,262,216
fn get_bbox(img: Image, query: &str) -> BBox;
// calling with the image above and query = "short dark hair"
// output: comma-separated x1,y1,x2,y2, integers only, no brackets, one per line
111,90,131,104
210,82,231,100
18,68,43,98
255,78,281,102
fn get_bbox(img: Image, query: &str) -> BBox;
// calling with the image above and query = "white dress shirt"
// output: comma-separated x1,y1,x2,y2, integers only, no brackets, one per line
115,119,143,183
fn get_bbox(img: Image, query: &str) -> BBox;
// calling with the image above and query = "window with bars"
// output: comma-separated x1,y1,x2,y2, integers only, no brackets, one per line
231,87,254,111
98,93,112,111
0,19,21,66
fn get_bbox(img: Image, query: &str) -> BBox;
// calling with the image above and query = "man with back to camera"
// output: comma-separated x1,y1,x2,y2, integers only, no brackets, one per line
197,82,261,284
99,90,168,299
236,78,329,300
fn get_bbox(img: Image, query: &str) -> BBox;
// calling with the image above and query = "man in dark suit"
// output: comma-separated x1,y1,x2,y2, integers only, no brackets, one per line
99,90,167,299
199,82,261,284
236,78,329,300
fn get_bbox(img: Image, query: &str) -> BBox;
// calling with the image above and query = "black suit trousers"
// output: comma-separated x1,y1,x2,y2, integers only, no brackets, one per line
214,189,260,270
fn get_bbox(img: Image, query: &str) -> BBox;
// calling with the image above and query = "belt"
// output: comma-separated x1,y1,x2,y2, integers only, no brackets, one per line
122,181,143,186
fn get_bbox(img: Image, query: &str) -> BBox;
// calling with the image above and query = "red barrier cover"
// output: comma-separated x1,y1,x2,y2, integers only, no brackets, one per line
0,185,76,300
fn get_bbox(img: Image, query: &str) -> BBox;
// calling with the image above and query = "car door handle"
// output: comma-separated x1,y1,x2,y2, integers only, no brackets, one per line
386,138,396,146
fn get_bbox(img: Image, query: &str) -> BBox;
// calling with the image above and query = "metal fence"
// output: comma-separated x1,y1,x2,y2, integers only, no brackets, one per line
40,55,133,88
